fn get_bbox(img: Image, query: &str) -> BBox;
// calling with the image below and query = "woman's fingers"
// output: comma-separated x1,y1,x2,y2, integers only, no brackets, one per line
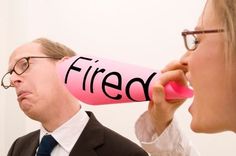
151,82,165,105
159,69,188,86
161,60,188,74
147,69,188,135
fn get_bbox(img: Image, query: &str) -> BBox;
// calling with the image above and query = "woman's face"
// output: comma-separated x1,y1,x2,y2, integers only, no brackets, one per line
182,0,236,132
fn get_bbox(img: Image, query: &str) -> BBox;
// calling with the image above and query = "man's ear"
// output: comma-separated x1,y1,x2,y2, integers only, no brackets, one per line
58,56,70,63
61,56,70,61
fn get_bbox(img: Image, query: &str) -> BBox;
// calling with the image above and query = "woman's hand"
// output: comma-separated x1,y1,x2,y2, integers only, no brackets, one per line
148,60,189,135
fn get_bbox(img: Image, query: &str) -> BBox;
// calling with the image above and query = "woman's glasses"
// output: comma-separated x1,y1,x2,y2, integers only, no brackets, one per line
181,29,224,51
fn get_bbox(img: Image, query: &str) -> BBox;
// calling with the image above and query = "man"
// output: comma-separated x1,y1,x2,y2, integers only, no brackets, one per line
2,38,148,156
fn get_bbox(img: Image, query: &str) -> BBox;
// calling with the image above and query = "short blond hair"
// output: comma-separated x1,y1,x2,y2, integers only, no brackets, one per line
33,38,76,59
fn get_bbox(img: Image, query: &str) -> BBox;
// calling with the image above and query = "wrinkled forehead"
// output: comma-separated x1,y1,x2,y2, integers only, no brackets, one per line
9,42,44,68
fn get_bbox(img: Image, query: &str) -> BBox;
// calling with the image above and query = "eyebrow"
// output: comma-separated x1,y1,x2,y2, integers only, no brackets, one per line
7,57,23,72
7,66,14,73
7,61,14,72
194,26,203,31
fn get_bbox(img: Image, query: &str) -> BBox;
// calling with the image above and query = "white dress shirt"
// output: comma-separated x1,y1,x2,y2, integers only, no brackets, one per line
135,111,200,156
37,108,89,156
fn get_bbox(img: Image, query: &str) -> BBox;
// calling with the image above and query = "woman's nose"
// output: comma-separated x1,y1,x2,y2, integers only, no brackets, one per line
180,51,191,66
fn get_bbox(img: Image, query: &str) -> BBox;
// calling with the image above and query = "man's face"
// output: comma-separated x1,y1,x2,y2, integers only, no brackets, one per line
9,42,62,120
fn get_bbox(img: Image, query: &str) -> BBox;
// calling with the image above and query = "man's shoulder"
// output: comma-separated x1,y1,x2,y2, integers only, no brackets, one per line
17,129,40,142
22,129,40,137
7,130,39,156
81,111,148,156
100,123,148,155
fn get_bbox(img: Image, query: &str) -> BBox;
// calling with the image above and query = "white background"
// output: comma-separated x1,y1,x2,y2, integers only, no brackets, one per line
1,0,236,155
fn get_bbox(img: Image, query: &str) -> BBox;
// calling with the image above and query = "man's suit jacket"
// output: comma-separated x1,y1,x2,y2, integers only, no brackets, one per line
7,111,148,156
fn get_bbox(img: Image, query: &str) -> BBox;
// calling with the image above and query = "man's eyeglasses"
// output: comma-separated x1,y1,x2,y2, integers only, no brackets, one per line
181,29,224,51
1,56,61,89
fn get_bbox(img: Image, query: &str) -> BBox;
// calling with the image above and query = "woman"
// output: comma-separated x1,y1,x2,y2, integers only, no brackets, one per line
135,0,236,155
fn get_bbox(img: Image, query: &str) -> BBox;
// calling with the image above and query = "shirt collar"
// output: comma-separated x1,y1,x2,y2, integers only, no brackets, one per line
40,108,89,153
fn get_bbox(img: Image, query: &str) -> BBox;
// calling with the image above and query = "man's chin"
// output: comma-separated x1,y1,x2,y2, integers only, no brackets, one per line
20,100,33,113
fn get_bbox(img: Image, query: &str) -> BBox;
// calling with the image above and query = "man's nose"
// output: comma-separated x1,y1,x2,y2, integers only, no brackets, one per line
10,72,22,88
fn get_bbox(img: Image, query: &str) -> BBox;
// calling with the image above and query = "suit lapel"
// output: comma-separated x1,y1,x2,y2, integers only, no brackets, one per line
27,136,39,156
69,112,104,156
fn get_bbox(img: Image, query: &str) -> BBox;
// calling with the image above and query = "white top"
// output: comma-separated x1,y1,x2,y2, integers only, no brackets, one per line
37,108,89,156
135,111,200,156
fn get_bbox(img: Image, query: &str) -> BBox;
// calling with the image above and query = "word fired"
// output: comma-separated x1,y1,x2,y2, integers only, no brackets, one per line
57,55,193,105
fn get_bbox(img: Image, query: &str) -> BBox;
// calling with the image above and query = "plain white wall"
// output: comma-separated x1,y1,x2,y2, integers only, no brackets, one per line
1,0,236,155
0,0,30,155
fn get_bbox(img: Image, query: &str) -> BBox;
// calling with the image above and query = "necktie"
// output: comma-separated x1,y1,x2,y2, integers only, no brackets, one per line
37,134,58,156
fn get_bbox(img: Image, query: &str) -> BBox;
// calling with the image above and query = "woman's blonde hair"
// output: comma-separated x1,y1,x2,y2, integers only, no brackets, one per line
213,0,236,92
33,38,76,59
213,0,236,62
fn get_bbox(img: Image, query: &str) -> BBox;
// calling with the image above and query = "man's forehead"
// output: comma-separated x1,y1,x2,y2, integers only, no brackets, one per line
9,42,42,64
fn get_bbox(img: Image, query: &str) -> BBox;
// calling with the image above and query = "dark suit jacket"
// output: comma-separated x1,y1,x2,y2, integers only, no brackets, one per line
7,111,148,156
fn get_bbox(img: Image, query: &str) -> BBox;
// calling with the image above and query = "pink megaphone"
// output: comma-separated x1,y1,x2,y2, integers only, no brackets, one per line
56,55,193,105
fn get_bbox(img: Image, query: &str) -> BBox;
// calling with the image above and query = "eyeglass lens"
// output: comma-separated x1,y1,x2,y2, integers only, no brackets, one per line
185,34,198,50
14,58,29,75
1,73,11,88
1,58,29,88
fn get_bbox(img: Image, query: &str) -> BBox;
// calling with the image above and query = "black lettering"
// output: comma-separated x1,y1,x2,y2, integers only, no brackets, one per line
90,68,106,93
102,72,122,100
126,72,157,101
65,57,93,84
83,66,92,91
83,59,101,91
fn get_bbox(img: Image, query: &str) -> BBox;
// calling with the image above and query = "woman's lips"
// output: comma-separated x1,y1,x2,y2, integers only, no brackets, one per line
185,72,192,87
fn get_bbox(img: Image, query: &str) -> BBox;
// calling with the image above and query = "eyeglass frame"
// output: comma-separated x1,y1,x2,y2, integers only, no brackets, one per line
181,29,224,51
1,56,61,89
